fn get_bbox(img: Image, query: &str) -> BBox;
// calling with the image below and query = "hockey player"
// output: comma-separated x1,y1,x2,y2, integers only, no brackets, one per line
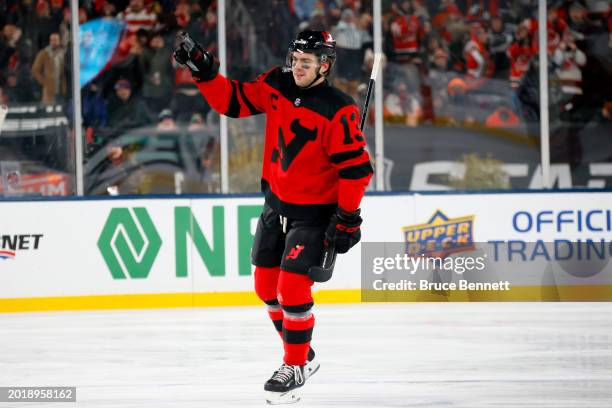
174,30,373,404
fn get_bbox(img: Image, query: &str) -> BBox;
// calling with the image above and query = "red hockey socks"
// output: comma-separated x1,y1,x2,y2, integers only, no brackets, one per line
282,311,315,366
254,266,283,337
278,270,315,366
255,267,316,365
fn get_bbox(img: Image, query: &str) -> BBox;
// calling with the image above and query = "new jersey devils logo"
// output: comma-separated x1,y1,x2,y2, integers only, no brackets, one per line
271,119,318,171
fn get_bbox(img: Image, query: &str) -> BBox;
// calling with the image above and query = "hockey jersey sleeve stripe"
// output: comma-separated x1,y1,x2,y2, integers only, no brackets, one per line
338,161,374,180
237,82,263,115
330,147,364,164
225,81,241,118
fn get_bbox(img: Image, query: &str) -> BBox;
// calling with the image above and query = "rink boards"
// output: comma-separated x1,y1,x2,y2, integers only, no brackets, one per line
1,191,611,312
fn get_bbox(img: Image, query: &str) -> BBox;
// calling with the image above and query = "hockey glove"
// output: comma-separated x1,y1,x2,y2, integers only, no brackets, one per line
173,32,218,82
325,208,362,254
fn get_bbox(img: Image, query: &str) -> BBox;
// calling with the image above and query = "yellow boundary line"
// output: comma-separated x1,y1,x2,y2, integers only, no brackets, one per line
1,286,611,313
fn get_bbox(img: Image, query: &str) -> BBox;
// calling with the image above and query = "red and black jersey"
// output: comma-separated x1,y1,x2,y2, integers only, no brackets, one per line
195,67,373,220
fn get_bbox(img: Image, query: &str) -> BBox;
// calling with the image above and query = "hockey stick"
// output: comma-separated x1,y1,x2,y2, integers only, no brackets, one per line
308,52,383,283
0,105,7,135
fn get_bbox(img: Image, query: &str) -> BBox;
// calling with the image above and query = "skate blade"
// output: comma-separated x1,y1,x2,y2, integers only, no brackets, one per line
265,389,302,405
305,358,320,380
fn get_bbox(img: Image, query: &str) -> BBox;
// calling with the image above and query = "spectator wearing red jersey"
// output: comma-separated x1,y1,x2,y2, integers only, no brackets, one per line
387,1,426,93
528,6,569,56
463,22,493,89
117,0,158,35
389,1,424,63
508,24,534,90
507,24,534,118
432,0,464,44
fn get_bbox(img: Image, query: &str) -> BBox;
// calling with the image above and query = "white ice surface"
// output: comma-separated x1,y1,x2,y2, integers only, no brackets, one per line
1,303,611,407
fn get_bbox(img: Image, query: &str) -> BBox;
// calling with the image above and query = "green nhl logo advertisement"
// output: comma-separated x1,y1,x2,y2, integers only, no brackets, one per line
98,208,162,279
97,205,262,280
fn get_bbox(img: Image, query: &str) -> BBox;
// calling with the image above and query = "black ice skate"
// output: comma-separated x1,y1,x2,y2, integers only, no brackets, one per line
264,364,306,405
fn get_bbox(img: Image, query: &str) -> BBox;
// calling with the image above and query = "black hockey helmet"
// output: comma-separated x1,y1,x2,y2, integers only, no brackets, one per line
286,30,336,74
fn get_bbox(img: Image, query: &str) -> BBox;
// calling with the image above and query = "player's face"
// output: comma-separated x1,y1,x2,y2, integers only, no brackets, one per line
291,52,323,88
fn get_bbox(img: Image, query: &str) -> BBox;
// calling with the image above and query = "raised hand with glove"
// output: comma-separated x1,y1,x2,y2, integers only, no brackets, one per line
173,32,218,82
324,208,362,254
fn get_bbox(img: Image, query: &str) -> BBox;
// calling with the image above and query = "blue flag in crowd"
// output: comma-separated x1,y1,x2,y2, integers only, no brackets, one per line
79,19,124,88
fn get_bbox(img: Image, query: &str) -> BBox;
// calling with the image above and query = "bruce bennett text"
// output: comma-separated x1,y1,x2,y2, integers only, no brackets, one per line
372,280,511,291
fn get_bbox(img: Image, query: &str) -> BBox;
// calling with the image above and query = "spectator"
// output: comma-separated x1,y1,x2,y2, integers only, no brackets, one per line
58,7,72,48
49,0,65,27
29,0,58,56
293,0,319,23
432,0,465,45
98,1,118,18
489,16,513,77
139,33,174,114
3,70,36,104
553,29,587,98
82,81,108,130
31,33,67,105
198,8,219,55
1,25,24,74
567,2,590,42
384,81,423,127
389,1,424,63
156,109,177,130
508,24,534,90
463,22,493,89
188,112,216,191
387,1,427,94
525,6,569,56
552,28,588,168
101,33,145,97
117,0,158,35
107,78,153,130
428,48,456,122
332,8,370,100
411,0,430,21
173,0,203,38
299,8,328,32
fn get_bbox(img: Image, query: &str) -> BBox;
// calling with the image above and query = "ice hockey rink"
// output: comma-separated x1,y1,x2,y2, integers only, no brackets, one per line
1,303,611,408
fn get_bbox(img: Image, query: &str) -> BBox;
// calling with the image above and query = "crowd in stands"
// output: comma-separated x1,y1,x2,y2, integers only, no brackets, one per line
1,0,218,143
294,0,610,130
1,0,611,140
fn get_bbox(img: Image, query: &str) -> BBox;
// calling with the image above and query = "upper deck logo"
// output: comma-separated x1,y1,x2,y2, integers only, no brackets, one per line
402,210,475,256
